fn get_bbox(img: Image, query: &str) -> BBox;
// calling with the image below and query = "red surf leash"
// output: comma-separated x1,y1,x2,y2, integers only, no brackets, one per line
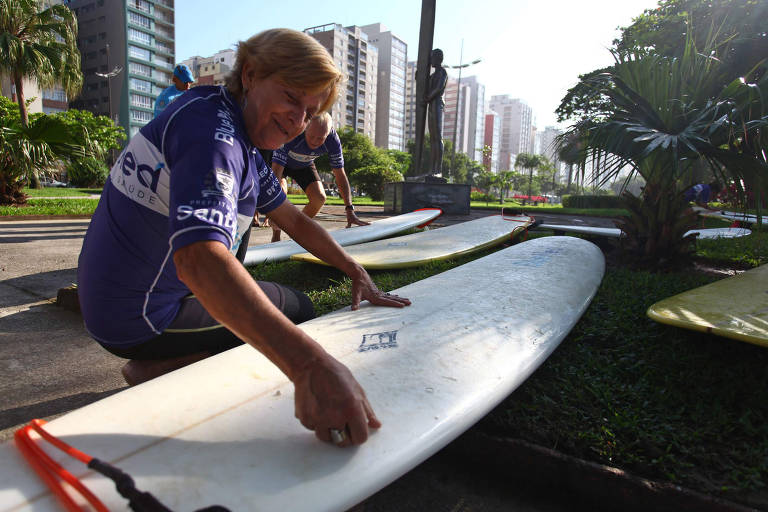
15,419,229,512
500,208,539,241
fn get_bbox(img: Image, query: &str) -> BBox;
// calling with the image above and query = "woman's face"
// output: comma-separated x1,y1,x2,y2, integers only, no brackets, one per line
241,68,328,150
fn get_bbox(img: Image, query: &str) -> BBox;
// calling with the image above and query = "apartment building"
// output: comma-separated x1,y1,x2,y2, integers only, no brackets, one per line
181,49,235,87
443,75,485,163
360,24,407,151
68,0,176,140
404,61,419,145
488,95,534,170
538,125,563,170
305,23,378,141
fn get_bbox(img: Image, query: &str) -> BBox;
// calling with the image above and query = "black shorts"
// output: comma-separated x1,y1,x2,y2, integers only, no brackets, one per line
103,281,315,360
282,161,321,191
100,225,315,360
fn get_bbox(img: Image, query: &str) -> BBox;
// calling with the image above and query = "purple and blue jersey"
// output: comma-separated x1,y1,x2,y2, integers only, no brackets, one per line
684,184,712,203
78,86,286,346
272,129,344,169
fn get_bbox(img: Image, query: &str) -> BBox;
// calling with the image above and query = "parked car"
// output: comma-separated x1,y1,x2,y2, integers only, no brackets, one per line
41,177,68,188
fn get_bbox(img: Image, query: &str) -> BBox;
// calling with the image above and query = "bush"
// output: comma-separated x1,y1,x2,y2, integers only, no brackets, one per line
562,194,624,209
349,165,403,201
471,191,495,202
66,157,109,187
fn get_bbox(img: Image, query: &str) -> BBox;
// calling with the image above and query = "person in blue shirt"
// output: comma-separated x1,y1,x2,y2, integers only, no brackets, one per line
684,181,721,209
268,112,368,242
78,29,410,447
153,64,195,117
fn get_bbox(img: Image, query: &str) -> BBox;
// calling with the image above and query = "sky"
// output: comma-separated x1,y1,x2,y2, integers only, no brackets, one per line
176,0,660,129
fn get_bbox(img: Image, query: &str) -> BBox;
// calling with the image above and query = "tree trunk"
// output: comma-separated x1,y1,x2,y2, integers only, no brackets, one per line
13,74,41,189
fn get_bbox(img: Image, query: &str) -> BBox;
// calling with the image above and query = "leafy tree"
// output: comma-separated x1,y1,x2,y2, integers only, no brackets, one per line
52,109,125,160
556,0,767,124
348,165,403,201
385,149,411,176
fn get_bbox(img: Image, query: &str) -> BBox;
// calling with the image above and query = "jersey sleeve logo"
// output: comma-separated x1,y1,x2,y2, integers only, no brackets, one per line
202,167,236,202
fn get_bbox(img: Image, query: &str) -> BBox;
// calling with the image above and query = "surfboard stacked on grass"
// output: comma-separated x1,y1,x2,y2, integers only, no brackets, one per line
291,213,534,269
243,207,442,266
534,223,751,240
647,264,768,348
1,236,605,512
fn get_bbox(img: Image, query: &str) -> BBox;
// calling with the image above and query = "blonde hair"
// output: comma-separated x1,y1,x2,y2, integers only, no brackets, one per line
310,111,333,133
226,29,343,114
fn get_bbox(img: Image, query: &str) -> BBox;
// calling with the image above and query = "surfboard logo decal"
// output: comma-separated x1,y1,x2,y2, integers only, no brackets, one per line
359,331,398,352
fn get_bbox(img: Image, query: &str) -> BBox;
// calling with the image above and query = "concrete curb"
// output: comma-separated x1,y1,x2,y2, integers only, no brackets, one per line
449,431,760,512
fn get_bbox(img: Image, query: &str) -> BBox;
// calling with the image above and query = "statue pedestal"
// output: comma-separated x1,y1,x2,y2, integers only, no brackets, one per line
383,181,471,215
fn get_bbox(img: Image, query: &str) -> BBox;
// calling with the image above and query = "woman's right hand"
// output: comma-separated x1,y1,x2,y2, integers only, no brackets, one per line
292,354,381,447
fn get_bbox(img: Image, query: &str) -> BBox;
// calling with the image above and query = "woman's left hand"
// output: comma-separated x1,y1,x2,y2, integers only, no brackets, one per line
350,270,411,311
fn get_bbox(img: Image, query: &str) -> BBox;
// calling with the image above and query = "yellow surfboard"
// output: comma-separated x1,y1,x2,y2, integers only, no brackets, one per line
647,264,768,347
291,214,534,269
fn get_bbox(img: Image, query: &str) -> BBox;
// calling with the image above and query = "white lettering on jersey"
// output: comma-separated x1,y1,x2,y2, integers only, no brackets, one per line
110,133,170,216
214,108,236,146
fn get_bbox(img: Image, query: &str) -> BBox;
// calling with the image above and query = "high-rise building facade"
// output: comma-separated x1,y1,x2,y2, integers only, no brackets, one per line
538,126,563,168
404,61,418,146
443,75,485,163
305,23,378,141
360,24,407,151
69,0,176,140
489,95,534,170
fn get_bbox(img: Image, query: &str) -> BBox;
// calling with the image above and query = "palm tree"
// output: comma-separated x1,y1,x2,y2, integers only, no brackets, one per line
0,0,82,126
0,0,82,188
515,153,545,205
1,114,89,204
560,32,768,268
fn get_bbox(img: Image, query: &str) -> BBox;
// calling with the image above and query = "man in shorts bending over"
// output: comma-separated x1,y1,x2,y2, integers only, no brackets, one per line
269,112,368,242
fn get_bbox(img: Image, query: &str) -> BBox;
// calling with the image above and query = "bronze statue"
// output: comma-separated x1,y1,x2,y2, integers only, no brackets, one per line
425,48,447,176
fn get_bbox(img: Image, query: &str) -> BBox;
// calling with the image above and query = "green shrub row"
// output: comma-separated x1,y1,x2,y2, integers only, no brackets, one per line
563,194,625,209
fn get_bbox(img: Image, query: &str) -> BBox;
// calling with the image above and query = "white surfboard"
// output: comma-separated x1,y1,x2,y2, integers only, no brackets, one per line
691,206,761,225
536,223,750,240
0,236,605,512
242,208,442,266
291,214,534,269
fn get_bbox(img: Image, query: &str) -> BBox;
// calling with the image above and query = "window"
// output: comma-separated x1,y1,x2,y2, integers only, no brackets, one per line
129,62,152,77
131,94,153,109
130,109,153,123
128,28,152,46
129,77,152,93
129,45,151,61
129,11,152,29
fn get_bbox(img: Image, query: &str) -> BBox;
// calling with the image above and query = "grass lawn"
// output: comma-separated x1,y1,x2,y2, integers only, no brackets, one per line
2,192,628,219
247,226,768,510
22,187,102,197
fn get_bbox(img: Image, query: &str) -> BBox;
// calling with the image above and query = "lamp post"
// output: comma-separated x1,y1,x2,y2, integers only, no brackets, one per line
445,40,481,177
95,43,122,165
94,43,123,124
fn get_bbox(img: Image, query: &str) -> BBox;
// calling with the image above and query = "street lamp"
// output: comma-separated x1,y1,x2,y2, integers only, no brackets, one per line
94,43,123,123
445,40,481,176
